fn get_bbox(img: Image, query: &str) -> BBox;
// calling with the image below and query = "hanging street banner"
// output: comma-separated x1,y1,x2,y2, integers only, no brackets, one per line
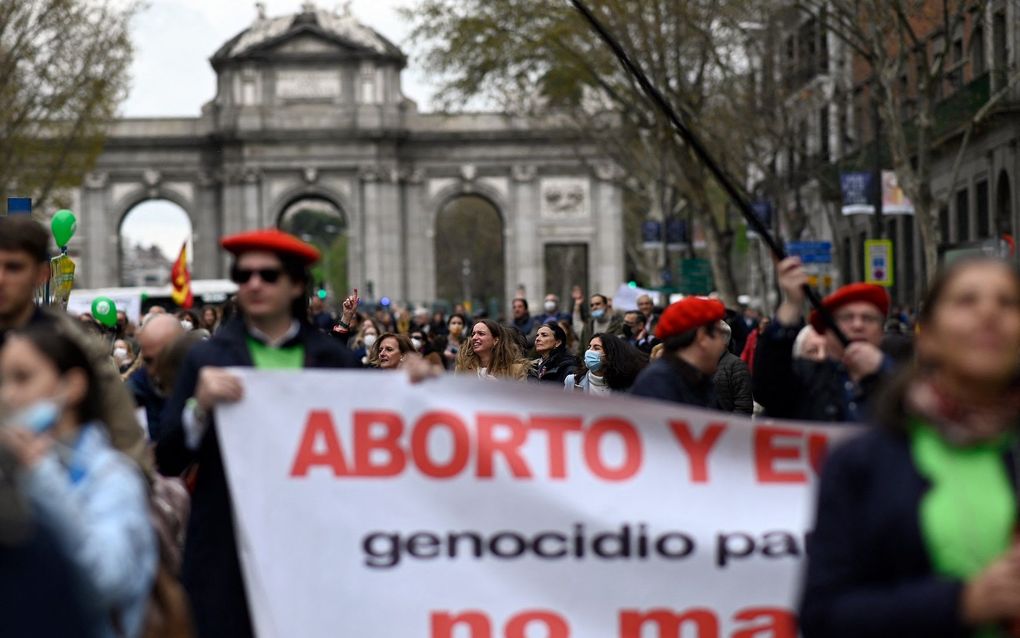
839,172,873,215
880,171,915,215
641,220,662,248
216,371,858,638
841,171,915,216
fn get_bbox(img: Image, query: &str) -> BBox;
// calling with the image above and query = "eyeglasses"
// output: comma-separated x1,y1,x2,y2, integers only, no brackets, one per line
230,267,283,285
834,312,884,326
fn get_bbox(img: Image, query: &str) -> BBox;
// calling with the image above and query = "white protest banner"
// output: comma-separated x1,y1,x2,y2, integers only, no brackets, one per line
216,370,858,638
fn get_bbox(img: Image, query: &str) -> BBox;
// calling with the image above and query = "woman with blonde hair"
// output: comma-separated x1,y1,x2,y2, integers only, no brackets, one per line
455,318,529,381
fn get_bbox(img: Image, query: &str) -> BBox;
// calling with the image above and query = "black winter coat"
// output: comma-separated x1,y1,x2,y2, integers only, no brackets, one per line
713,351,753,414
528,350,578,384
156,319,358,638
753,321,889,422
799,424,1018,637
630,357,718,408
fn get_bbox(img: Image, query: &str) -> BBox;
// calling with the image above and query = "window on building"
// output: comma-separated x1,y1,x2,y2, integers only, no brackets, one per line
948,27,965,89
993,11,1008,85
956,188,969,242
838,99,852,152
932,35,947,99
819,106,830,162
977,179,989,237
817,8,830,74
972,24,986,76
939,205,950,244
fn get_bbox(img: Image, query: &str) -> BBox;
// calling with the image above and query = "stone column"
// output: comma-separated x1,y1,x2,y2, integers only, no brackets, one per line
359,167,383,301
376,167,404,301
81,171,111,288
511,164,542,307
402,168,431,304
220,168,248,275
593,163,624,293
193,171,222,280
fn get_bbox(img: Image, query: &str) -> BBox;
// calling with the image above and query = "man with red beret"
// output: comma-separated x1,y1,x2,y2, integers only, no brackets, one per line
156,228,358,638
631,296,729,407
753,256,893,422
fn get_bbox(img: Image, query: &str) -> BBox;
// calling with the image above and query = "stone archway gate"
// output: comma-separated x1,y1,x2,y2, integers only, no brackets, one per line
71,5,624,310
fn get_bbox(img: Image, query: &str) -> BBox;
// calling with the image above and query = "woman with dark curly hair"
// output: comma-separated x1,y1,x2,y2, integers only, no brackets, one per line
564,332,648,394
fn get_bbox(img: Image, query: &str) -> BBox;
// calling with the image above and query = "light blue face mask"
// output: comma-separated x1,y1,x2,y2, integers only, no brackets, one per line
8,399,61,434
584,349,604,372
591,308,606,320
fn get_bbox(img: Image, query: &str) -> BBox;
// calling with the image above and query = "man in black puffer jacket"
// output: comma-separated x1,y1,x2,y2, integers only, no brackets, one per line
713,321,753,414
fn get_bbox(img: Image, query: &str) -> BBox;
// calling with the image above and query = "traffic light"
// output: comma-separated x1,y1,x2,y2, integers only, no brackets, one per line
316,288,327,300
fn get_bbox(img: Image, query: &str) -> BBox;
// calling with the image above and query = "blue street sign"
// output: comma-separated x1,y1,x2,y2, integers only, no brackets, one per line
6,197,31,215
786,241,833,264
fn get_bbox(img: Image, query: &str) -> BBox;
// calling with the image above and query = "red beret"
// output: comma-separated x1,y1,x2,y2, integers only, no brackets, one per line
655,297,727,340
220,228,320,265
809,283,890,333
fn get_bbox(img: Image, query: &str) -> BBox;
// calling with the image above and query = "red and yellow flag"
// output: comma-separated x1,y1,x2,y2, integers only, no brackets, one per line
171,241,193,309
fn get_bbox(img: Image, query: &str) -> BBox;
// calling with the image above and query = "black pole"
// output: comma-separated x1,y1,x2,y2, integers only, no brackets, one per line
567,0,849,345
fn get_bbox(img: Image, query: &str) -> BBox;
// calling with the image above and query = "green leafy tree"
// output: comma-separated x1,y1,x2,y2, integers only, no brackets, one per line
407,0,760,305
0,0,137,213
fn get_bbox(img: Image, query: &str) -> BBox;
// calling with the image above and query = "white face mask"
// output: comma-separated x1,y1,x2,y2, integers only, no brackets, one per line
363,334,377,348
544,301,557,313
113,347,129,360
180,320,194,331
411,338,423,351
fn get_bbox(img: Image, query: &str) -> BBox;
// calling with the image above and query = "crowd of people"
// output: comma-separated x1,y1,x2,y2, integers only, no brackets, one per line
2,212,1019,637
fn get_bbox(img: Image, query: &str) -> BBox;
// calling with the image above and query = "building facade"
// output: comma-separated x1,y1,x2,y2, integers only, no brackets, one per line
760,0,1019,307
71,4,624,311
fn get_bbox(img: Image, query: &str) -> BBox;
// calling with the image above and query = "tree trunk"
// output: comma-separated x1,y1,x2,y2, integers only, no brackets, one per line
703,216,739,306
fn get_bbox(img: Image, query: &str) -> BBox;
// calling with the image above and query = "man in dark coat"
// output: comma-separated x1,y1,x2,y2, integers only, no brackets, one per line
713,321,753,414
754,257,892,422
156,228,358,638
631,296,728,408
509,297,540,341
127,313,185,439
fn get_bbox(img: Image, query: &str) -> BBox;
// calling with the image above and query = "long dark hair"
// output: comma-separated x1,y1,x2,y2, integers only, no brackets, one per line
7,325,102,424
874,256,1020,431
533,321,568,359
577,332,648,390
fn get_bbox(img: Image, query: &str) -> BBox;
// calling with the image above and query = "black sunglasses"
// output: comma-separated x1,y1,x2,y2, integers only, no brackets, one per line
231,267,283,284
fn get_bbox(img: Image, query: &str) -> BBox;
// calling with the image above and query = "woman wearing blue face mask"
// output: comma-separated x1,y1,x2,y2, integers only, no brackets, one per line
564,332,648,395
0,326,157,638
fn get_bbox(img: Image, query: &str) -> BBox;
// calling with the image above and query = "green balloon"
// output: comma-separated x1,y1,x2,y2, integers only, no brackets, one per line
91,296,118,328
51,209,77,248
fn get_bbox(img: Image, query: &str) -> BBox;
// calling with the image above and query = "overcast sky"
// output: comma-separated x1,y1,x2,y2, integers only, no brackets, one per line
122,0,432,117
119,0,434,262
